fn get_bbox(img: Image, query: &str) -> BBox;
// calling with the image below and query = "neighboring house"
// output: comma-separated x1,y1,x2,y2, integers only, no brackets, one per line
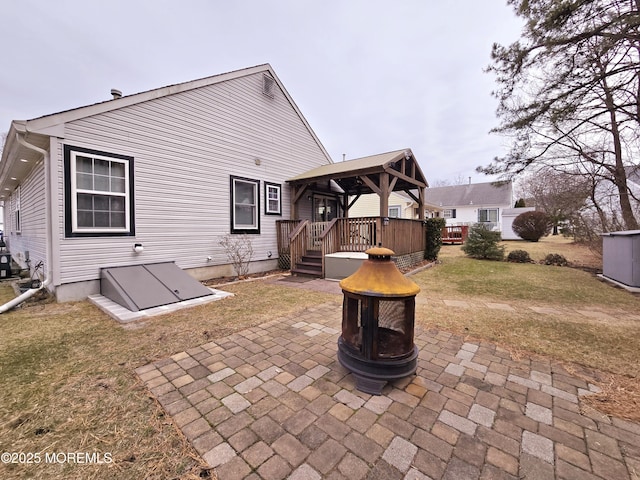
501,207,537,240
349,190,427,219
0,64,333,301
424,181,513,235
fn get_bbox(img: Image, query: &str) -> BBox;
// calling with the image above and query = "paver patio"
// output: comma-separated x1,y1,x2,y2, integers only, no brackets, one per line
137,300,640,479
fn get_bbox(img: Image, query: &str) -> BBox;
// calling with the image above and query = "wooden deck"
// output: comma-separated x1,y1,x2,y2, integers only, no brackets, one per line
277,217,427,276
441,225,469,245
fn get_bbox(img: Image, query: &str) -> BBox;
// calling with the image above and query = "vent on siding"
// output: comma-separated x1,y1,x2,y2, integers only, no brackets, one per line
262,74,276,98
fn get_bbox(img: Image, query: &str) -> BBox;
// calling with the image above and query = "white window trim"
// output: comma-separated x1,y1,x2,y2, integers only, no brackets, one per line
478,208,499,223
231,176,260,233
265,183,282,215
14,186,21,233
388,205,401,218
70,151,131,234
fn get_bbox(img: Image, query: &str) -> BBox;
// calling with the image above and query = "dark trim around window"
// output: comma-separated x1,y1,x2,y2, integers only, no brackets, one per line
64,144,135,238
230,175,261,234
264,182,282,216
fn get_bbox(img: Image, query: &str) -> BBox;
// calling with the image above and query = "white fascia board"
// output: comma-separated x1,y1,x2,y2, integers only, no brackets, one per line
19,64,275,133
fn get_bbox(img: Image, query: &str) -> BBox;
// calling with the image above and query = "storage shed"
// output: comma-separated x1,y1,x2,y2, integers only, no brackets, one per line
601,230,640,289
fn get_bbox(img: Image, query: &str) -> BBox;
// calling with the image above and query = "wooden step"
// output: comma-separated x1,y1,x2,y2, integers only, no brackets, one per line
291,267,322,277
291,250,323,278
300,256,322,265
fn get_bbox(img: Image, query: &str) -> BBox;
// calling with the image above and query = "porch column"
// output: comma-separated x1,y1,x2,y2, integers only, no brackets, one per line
379,172,389,218
343,192,349,218
290,184,308,220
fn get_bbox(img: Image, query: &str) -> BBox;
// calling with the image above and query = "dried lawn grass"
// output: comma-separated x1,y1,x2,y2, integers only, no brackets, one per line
441,234,602,269
0,279,337,480
581,374,640,423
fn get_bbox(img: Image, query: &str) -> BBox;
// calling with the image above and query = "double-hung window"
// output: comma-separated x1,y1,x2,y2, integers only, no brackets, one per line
64,145,134,237
443,209,456,219
478,208,498,223
265,182,281,215
231,176,260,234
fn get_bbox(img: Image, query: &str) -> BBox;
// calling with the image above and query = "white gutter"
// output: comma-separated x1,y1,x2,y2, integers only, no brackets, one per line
0,278,50,313
0,132,53,312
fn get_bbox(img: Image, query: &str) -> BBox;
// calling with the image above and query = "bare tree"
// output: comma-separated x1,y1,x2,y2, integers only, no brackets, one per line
0,132,6,157
518,168,592,235
218,234,254,279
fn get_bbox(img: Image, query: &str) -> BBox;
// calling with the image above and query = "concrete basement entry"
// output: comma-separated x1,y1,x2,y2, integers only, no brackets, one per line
101,262,216,311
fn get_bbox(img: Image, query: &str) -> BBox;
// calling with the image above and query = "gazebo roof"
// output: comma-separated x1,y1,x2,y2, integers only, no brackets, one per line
287,148,428,196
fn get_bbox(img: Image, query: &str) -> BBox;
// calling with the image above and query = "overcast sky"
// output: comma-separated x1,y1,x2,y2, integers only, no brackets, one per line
1,0,524,185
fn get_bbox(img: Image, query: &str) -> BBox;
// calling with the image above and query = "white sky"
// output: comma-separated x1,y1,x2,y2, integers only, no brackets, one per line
1,0,524,184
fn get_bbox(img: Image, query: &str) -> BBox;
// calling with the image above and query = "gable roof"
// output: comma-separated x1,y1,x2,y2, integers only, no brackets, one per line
1,64,333,193
288,148,427,194
424,181,512,207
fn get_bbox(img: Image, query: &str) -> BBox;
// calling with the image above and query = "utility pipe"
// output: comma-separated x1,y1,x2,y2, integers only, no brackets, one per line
0,278,50,313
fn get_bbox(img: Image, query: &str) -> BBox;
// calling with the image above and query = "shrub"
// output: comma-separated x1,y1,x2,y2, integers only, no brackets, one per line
461,224,505,261
507,249,532,263
219,234,254,279
512,211,553,242
544,253,568,266
424,218,446,260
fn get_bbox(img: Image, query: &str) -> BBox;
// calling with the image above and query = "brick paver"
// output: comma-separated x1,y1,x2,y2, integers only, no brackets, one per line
137,301,640,479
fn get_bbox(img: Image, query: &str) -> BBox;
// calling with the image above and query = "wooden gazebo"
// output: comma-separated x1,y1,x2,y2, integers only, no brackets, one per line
277,149,430,277
287,148,428,220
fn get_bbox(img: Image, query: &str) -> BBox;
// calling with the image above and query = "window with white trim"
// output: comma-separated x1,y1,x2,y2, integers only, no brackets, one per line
64,145,135,237
13,186,21,233
478,208,498,223
443,208,456,219
231,176,260,234
388,205,401,218
265,182,281,215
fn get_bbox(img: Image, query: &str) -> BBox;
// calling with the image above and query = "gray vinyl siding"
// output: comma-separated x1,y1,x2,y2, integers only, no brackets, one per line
56,72,330,284
6,161,47,272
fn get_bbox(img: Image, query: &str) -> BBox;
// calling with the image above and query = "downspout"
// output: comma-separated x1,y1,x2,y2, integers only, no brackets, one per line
0,133,52,313
0,278,50,313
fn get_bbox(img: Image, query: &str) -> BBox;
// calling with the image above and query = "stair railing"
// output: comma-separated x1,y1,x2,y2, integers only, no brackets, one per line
289,220,309,275
319,218,339,277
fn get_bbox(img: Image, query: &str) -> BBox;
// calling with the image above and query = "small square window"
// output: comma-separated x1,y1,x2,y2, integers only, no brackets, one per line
265,182,282,215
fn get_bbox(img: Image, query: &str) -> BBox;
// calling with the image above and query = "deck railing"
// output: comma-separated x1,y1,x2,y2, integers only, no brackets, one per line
380,218,424,255
288,220,309,273
442,225,469,244
278,217,428,277
276,219,301,268
308,221,330,250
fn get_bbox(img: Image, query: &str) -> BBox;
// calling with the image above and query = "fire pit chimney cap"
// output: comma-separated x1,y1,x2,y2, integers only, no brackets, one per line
366,247,394,259
339,246,420,297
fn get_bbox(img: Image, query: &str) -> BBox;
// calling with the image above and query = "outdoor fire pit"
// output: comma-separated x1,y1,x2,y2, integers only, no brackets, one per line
337,247,420,394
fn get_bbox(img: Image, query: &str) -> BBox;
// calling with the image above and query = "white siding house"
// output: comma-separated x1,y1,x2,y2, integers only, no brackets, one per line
349,191,419,219
424,181,513,235
0,64,333,301
501,207,537,240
